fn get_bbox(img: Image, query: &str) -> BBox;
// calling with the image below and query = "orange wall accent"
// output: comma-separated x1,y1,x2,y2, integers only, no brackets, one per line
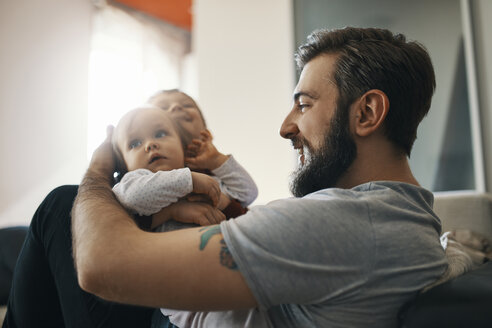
113,0,192,30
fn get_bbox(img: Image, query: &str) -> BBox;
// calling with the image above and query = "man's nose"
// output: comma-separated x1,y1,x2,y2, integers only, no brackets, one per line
279,112,299,140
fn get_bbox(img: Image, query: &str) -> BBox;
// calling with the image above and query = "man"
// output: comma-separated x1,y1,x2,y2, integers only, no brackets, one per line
72,27,446,327
4,27,446,327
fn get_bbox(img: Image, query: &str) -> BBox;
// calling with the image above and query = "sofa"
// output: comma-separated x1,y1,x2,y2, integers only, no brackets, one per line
399,192,492,327
1,192,491,325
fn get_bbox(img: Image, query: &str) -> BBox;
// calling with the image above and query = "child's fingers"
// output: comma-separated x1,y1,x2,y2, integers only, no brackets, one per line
187,144,201,154
207,209,226,224
185,157,198,169
185,148,198,157
208,184,221,207
190,139,203,147
195,206,225,226
201,129,213,141
186,193,210,203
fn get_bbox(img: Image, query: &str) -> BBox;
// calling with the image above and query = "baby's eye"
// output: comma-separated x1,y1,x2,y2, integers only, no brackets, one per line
155,130,167,138
129,139,142,149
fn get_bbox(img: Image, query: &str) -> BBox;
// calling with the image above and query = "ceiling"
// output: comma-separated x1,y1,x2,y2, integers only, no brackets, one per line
112,0,192,31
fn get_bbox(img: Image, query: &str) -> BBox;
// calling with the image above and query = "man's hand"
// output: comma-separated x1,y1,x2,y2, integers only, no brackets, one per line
153,200,226,228
185,130,229,170
191,171,221,206
88,125,116,179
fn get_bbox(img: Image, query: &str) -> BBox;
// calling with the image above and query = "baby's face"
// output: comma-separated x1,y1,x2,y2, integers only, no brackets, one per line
116,108,185,173
150,92,206,139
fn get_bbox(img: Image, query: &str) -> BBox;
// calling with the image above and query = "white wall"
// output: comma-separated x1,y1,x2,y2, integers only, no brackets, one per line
0,0,490,228
193,0,296,205
0,0,93,227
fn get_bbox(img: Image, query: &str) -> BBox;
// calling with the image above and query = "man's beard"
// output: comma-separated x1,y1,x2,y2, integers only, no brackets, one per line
290,105,357,197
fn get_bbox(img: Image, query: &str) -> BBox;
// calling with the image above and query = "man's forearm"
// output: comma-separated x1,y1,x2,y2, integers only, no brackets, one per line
72,162,256,310
72,169,140,297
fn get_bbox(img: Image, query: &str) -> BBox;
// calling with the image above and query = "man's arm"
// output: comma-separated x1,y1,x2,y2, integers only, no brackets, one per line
71,127,256,311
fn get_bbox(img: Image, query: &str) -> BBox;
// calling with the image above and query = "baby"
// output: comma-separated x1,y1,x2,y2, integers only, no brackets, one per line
147,89,258,226
113,89,258,231
112,106,227,229
111,105,269,327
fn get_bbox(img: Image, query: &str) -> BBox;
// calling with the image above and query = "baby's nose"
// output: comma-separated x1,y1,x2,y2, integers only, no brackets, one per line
145,142,159,152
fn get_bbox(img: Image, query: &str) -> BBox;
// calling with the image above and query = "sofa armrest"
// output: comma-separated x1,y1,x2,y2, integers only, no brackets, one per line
398,261,492,328
434,192,492,240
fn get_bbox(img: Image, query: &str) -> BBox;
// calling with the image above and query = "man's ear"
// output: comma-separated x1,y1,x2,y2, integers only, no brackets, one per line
352,89,389,137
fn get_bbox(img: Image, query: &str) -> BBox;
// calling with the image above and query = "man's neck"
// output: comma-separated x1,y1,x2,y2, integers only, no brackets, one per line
335,140,419,189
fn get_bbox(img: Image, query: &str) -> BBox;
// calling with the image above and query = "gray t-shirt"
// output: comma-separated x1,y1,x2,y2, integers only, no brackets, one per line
220,181,447,327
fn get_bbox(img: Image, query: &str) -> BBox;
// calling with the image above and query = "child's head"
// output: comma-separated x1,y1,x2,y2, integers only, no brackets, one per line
148,89,206,139
112,105,192,177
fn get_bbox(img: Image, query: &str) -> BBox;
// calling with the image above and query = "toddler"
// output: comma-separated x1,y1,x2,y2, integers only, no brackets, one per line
111,105,269,327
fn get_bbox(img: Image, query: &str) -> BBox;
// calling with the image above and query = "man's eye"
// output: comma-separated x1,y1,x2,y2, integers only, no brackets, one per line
299,103,309,113
155,130,167,138
129,140,142,149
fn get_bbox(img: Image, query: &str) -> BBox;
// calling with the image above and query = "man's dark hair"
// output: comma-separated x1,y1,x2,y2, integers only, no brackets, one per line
295,27,436,156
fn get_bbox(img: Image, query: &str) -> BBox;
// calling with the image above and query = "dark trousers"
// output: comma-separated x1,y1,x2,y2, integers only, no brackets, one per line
0,226,28,305
2,185,155,327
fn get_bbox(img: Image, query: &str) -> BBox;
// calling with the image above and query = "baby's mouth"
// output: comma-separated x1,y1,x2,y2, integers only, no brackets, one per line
149,154,166,164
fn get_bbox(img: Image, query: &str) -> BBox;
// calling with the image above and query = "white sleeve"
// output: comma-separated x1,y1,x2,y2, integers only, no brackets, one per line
211,155,258,207
112,168,193,216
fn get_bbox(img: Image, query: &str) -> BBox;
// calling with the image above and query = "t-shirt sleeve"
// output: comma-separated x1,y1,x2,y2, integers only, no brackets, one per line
220,196,374,310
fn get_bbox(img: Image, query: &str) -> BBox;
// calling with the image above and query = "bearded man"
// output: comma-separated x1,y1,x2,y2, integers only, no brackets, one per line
5,27,446,328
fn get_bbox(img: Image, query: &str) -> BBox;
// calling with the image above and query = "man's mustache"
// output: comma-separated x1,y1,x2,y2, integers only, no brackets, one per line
291,136,313,152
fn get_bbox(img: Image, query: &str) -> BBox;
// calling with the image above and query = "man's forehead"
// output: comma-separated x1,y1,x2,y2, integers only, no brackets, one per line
294,54,337,99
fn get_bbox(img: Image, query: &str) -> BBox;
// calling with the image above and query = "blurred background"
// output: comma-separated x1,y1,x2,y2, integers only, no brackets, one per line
1,0,491,228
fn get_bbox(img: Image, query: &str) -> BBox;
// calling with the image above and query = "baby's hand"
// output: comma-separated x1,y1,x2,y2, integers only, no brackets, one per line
168,200,226,226
191,172,221,207
185,130,228,170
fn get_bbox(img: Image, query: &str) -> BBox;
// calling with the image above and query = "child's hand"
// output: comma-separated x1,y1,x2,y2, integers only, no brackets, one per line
167,200,226,226
191,172,221,207
187,192,231,211
185,130,229,170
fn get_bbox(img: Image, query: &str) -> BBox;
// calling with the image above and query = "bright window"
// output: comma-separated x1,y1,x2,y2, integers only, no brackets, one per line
87,4,192,158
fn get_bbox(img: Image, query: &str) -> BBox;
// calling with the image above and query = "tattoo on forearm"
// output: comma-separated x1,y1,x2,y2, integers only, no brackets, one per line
199,226,221,250
220,239,238,270
198,226,238,271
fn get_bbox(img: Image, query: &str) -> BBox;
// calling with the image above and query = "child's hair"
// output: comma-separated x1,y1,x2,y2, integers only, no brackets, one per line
112,105,193,182
148,89,207,128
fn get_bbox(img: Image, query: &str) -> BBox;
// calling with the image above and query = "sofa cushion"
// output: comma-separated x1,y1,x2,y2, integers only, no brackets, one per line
399,261,492,328
433,192,492,241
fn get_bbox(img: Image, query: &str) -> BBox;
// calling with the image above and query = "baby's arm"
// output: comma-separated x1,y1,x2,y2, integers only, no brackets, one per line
212,156,258,207
112,168,193,216
185,130,258,206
